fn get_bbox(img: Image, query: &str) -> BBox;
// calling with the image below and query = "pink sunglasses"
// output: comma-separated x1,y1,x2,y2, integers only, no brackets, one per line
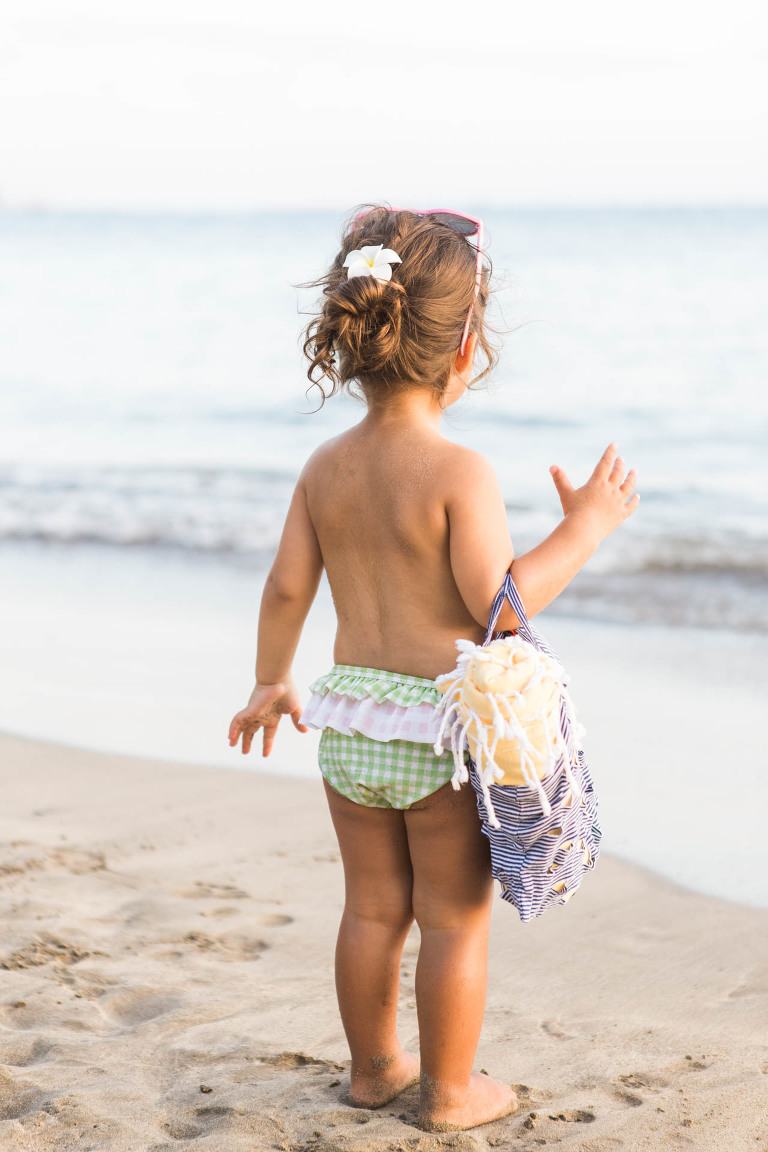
352,207,484,356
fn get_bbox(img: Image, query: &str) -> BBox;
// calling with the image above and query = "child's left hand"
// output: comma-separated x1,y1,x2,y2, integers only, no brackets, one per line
228,680,309,756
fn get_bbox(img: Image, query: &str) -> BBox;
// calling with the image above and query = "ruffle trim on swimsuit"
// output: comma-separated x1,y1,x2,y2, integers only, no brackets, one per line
300,691,444,744
300,663,457,746
306,664,441,708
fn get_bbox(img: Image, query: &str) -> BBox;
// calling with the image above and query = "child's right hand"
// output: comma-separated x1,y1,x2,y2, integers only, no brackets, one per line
549,443,639,541
228,679,308,757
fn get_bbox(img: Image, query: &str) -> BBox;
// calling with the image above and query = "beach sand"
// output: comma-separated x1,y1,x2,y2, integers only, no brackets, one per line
1,731,767,1151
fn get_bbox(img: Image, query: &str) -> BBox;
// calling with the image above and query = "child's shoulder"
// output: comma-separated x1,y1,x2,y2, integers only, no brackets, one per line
436,438,502,489
440,439,496,471
298,427,499,494
433,440,506,516
297,429,352,479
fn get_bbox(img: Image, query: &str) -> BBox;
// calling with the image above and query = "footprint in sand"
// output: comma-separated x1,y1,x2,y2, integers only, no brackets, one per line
56,969,118,1001
0,935,91,971
546,1109,597,1123
0,1069,47,1122
256,1052,346,1073
0,842,109,878
46,846,107,874
0,854,44,878
117,897,181,927
0,1000,48,1031
258,913,293,928
613,1088,644,1108
194,1104,236,1120
174,881,250,900
162,1117,205,1140
618,1070,670,1091
157,932,268,962
0,1035,51,1067
100,987,183,1027
160,1093,241,1144
196,909,293,927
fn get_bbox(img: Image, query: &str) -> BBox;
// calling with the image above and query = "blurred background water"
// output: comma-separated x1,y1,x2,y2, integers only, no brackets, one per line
2,206,767,632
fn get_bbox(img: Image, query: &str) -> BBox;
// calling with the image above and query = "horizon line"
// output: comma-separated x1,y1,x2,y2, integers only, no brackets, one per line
2,201,767,218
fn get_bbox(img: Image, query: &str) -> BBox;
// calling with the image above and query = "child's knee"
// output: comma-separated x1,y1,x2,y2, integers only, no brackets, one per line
412,884,492,933
345,893,414,933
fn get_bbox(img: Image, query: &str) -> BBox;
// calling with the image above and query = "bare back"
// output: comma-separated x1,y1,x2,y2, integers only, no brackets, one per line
304,419,493,680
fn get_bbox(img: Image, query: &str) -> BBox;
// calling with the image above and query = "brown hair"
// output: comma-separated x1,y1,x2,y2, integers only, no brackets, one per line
301,205,497,408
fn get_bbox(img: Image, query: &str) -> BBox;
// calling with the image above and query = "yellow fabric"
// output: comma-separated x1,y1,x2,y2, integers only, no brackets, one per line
436,637,564,788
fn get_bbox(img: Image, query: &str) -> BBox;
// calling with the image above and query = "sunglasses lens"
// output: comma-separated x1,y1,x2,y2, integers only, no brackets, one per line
426,212,478,236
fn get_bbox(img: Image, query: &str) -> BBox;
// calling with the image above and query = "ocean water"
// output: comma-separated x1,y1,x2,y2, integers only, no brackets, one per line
1,208,767,631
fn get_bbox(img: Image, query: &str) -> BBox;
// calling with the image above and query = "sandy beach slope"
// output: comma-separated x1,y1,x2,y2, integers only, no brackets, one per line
1,731,767,1151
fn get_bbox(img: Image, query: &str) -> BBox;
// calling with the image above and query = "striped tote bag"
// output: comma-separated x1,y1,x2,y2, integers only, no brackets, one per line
434,573,601,922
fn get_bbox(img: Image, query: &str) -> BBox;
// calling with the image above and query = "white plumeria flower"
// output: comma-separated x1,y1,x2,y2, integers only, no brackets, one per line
343,244,402,282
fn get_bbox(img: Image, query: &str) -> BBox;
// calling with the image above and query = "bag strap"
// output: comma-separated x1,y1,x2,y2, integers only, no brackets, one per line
483,571,559,662
484,571,530,644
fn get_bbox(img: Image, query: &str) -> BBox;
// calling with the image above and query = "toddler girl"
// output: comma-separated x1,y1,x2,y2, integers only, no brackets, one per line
228,206,638,1131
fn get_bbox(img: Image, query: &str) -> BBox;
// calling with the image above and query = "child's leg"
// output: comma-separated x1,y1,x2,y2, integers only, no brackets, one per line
405,781,518,1131
322,779,420,1107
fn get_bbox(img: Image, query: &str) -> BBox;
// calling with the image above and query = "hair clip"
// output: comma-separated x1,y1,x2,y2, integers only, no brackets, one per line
343,244,402,282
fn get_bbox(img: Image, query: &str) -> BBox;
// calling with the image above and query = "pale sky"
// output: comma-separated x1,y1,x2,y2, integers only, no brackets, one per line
1,0,766,211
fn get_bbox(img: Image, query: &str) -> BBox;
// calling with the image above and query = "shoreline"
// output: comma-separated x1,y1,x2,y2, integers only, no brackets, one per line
1,731,767,1150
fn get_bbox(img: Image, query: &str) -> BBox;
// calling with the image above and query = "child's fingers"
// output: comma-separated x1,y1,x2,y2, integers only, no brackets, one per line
290,708,308,733
609,454,625,482
262,725,277,757
620,468,637,496
623,492,641,517
593,442,618,479
549,465,574,498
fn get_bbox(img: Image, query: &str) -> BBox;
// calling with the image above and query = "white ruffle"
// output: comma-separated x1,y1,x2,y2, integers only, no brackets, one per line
301,690,448,745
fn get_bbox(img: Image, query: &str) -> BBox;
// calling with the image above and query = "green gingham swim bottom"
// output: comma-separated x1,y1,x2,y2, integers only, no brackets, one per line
318,727,456,809
303,664,457,809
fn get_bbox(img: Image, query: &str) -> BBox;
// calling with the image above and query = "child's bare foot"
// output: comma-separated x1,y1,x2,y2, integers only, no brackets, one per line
417,1071,518,1132
349,1050,420,1109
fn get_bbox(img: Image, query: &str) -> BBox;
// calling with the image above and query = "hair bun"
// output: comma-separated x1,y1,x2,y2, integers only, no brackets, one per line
302,205,495,405
325,275,406,378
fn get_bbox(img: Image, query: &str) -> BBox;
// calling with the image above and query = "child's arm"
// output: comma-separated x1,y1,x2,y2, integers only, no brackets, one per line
448,442,638,630
228,469,324,756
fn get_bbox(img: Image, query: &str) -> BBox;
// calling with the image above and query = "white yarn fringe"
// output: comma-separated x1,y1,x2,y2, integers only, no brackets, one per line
433,636,585,829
